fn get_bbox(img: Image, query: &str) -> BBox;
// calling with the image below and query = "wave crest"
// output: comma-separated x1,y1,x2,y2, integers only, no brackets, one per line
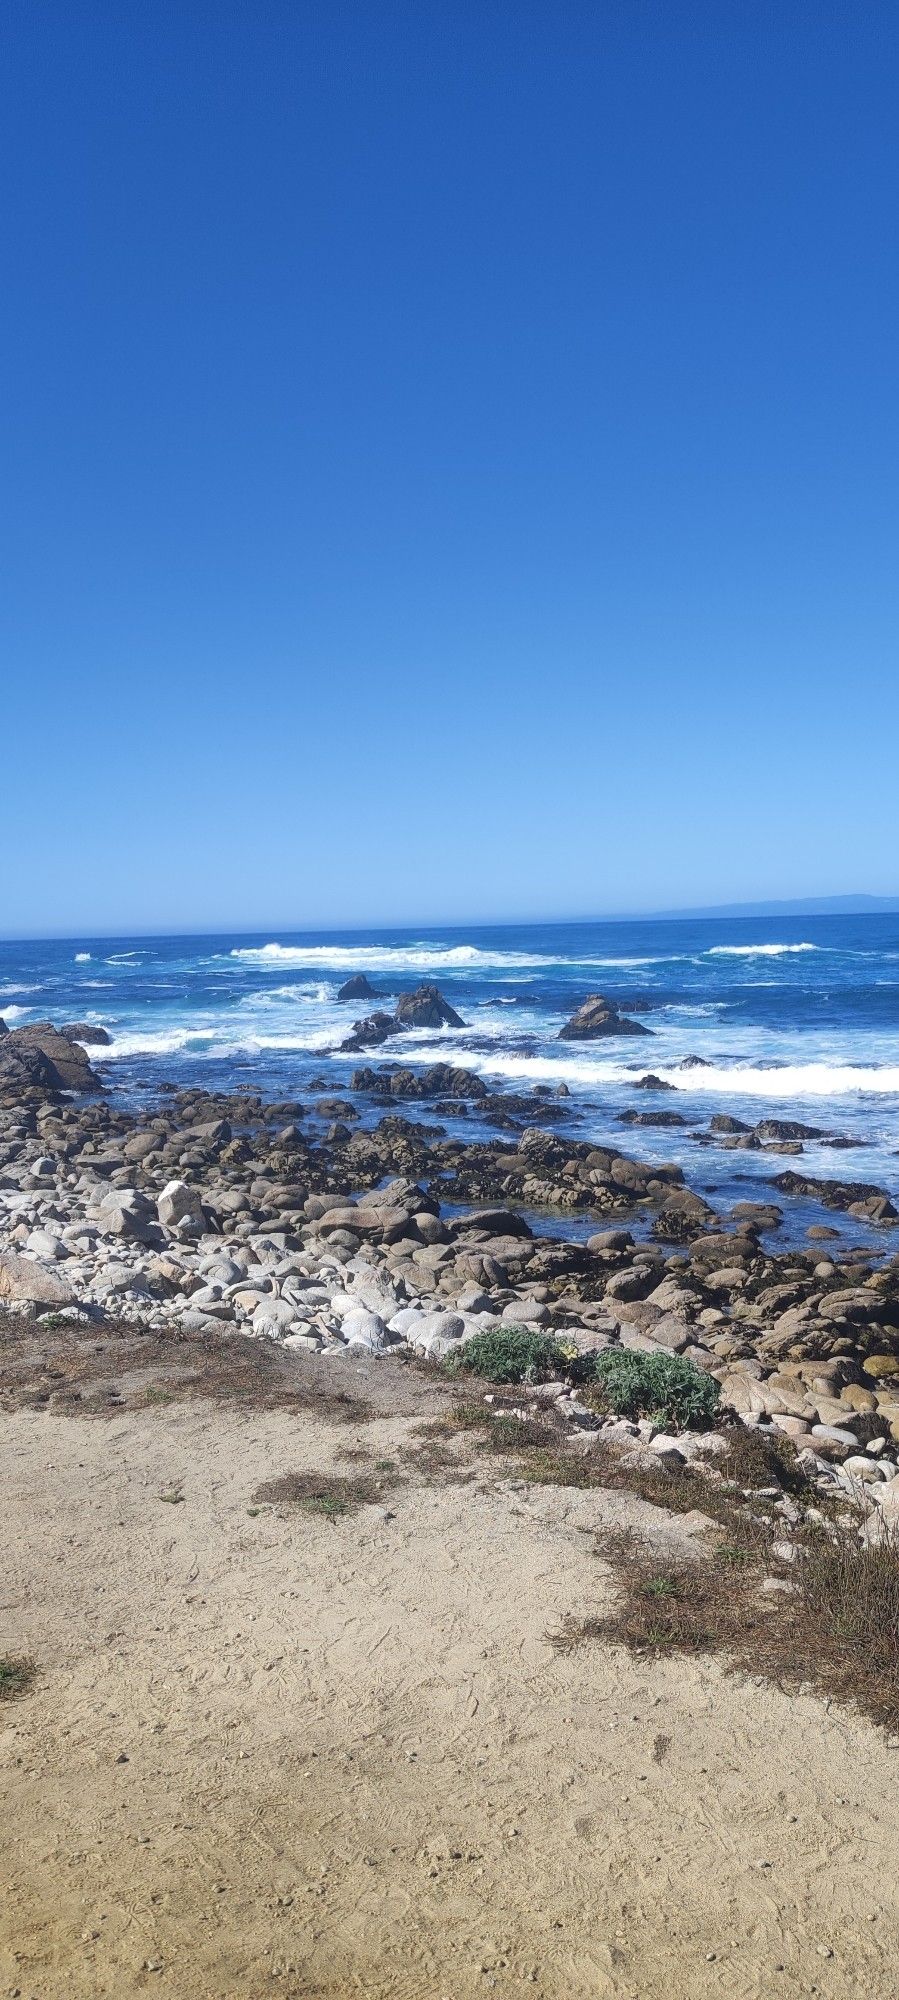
707,943,820,958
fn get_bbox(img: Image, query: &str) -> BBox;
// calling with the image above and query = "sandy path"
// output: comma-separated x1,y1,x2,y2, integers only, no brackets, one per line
3,1384,899,2000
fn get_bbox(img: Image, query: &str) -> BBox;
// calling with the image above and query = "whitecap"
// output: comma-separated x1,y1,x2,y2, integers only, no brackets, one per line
228,941,559,972
706,943,820,958
225,940,688,974
74,952,91,962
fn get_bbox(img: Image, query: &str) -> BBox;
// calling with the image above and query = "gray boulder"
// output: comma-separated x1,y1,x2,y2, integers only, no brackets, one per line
96,1186,158,1242
157,1179,206,1234
0,1250,75,1306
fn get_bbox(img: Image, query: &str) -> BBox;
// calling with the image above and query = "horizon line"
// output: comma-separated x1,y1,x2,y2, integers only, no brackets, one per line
3,893,899,947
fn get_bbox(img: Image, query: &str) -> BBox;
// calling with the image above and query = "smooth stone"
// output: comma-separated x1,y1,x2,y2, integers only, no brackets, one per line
25,1228,69,1260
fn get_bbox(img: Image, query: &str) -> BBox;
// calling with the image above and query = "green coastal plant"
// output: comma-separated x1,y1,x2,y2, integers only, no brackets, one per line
590,1347,720,1430
447,1325,565,1385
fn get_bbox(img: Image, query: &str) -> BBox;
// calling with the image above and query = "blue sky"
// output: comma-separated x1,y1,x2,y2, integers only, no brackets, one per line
2,2,897,937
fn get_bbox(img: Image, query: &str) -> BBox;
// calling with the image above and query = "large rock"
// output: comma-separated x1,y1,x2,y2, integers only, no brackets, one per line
341,984,465,1053
339,1010,398,1053
0,1021,102,1097
0,1250,75,1306
558,995,651,1040
337,974,378,1002
60,1022,112,1047
350,1062,487,1101
393,984,465,1031
96,1186,158,1243
157,1180,207,1234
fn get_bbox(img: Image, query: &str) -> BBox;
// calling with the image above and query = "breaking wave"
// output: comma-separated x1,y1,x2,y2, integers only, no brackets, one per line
707,943,820,958
228,941,554,971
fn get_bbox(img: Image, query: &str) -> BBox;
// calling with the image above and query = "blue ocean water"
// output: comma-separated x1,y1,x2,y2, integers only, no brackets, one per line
3,914,899,1236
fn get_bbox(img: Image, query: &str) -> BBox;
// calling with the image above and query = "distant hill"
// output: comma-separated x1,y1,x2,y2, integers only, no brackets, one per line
649,894,899,920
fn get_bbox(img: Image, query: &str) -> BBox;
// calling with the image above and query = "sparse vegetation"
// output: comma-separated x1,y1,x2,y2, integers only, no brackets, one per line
252,1468,397,1520
0,1655,36,1701
555,1505,899,1733
589,1348,720,1430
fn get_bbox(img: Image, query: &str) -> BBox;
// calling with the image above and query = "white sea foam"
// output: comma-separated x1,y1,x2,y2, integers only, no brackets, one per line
229,942,561,971
74,952,91,962
706,943,820,958
226,940,686,974
240,982,333,1007
96,1019,340,1060
659,1062,899,1098
0,1004,33,1024
391,1041,899,1102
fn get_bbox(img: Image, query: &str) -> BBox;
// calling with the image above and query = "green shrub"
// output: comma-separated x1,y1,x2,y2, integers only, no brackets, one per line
591,1348,720,1430
448,1325,565,1385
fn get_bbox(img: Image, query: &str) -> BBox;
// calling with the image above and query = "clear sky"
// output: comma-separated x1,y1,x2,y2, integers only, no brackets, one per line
2,2,897,937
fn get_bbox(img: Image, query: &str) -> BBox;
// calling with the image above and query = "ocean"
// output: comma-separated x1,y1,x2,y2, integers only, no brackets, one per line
3,913,899,1245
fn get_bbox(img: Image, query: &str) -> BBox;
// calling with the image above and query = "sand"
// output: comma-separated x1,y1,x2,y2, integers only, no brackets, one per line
3,1338,899,2000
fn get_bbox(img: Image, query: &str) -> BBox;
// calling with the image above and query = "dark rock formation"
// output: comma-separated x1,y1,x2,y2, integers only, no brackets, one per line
341,985,466,1053
61,1021,112,1046
337,974,378,1002
618,1108,692,1127
773,1169,898,1222
558,994,652,1041
394,984,465,1030
351,1062,487,1100
0,1021,102,1099
757,1118,826,1142
340,1010,401,1053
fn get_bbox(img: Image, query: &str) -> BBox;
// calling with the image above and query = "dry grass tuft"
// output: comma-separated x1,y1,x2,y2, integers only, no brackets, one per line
557,1510,899,1733
251,1467,397,1520
0,1655,36,1702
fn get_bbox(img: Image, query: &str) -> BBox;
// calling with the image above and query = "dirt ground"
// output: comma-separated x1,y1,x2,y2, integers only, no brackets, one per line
3,1319,899,2000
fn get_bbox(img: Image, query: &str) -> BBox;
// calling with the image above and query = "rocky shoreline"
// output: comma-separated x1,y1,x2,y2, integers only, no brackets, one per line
4,1014,899,1522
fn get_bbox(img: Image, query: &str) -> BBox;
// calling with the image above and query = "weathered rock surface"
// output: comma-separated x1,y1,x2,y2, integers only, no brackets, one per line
341,984,466,1052
0,1249,75,1305
558,995,651,1040
0,1022,101,1097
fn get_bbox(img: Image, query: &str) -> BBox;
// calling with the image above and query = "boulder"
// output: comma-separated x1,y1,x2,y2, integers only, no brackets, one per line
340,984,465,1054
340,1010,399,1053
96,1186,158,1242
558,995,651,1040
60,1022,112,1047
337,974,378,1002
393,984,465,1031
0,1021,102,1097
157,1180,206,1234
0,1250,75,1306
